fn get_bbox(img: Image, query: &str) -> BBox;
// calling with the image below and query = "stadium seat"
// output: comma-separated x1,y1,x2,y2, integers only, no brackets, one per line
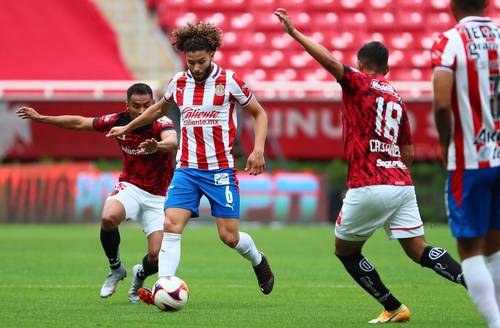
149,0,463,82
339,0,366,11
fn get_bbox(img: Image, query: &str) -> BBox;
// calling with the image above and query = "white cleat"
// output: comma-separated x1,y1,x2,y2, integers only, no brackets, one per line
100,264,127,298
128,264,145,303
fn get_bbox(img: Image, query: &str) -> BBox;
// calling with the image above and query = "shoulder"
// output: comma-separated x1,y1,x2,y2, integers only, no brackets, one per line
169,71,188,85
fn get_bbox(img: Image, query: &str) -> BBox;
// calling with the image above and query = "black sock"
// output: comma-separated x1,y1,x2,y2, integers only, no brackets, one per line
100,228,121,269
337,253,401,311
420,246,466,288
137,254,158,280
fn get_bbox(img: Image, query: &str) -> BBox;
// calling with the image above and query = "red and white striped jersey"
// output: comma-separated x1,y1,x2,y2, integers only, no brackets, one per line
431,16,500,170
163,63,253,170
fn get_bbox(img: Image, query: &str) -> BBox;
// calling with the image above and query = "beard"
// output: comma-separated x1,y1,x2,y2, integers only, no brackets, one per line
193,62,213,82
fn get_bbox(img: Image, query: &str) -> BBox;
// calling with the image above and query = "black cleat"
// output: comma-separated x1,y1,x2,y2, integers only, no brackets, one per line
253,252,274,295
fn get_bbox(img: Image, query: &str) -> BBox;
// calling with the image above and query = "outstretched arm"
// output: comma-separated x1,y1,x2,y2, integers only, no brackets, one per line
138,129,178,155
106,98,169,138
274,8,344,80
16,107,94,130
244,98,268,175
432,70,454,168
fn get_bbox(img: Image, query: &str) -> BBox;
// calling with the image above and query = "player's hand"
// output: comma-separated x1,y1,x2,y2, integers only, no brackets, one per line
106,126,128,138
138,138,158,155
245,150,265,176
16,107,42,121
274,8,296,36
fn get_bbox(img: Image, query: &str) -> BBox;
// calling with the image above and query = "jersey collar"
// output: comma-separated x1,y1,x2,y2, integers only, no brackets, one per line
459,16,492,24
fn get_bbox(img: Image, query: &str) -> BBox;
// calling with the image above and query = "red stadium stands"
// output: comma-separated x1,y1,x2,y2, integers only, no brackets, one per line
149,0,500,83
0,0,132,80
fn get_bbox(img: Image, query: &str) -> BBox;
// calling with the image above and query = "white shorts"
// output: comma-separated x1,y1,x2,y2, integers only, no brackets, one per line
335,185,424,241
106,182,165,236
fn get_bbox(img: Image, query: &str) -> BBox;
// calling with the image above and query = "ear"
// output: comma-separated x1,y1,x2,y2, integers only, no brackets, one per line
383,66,390,76
357,60,364,71
210,51,215,59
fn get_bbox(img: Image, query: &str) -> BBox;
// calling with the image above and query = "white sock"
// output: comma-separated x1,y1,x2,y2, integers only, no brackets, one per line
234,232,262,266
487,251,500,311
158,233,181,277
462,256,500,328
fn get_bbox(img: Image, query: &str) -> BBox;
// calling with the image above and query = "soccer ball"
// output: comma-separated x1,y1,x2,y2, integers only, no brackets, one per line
152,276,190,311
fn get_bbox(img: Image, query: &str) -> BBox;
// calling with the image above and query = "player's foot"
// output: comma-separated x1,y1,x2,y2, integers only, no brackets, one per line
100,264,127,298
369,304,411,324
138,288,154,305
253,252,274,295
128,264,145,303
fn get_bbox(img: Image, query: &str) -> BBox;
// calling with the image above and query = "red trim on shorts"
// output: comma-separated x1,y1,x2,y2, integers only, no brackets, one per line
389,224,423,231
450,169,464,208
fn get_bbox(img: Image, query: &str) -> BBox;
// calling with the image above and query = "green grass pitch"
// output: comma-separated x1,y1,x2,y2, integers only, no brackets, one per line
0,224,484,327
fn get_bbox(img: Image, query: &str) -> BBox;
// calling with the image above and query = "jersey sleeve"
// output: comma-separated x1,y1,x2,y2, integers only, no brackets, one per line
338,65,366,94
156,116,175,132
397,105,413,146
163,78,176,103
431,33,456,72
92,113,121,132
228,72,254,108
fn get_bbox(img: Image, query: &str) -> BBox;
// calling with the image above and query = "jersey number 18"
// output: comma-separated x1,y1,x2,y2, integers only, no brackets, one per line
375,97,403,143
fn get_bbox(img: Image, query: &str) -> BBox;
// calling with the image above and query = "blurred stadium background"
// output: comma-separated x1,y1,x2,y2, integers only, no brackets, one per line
1,0,499,225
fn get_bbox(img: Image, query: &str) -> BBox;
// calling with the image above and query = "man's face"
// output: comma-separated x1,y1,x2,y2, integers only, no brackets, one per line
186,50,214,82
127,94,154,119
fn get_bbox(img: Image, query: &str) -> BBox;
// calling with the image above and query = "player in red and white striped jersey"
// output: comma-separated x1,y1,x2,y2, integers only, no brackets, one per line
164,63,251,170
432,0,500,327
107,22,274,298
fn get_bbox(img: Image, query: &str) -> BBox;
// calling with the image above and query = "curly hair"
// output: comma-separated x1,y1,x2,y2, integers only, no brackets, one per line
171,22,222,53
452,0,487,12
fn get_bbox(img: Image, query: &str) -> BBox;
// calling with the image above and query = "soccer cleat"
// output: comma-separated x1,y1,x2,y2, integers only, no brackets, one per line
100,264,127,298
369,304,411,324
138,288,154,305
128,264,145,303
253,252,274,295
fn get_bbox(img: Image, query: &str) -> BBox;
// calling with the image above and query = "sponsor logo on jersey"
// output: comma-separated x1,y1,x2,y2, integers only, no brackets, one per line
370,80,400,100
376,159,407,169
121,145,142,155
182,107,221,126
215,83,225,96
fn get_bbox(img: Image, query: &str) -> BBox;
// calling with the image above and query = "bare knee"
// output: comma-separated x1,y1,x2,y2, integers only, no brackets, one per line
163,216,184,234
101,214,121,230
220,231,239,248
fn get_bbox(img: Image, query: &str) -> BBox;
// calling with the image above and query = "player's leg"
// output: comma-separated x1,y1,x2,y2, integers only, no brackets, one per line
335,237,409,323
486,229,500,310
449,168,500,328
128,191,166,302
335,186,410,323
214,217,274,294
138,208,191,305
203,168,273,294
391,186,465,286
158,168,202,278
158,208,191,277
99,183,140,298
128,230,162,303
486,169,500,309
